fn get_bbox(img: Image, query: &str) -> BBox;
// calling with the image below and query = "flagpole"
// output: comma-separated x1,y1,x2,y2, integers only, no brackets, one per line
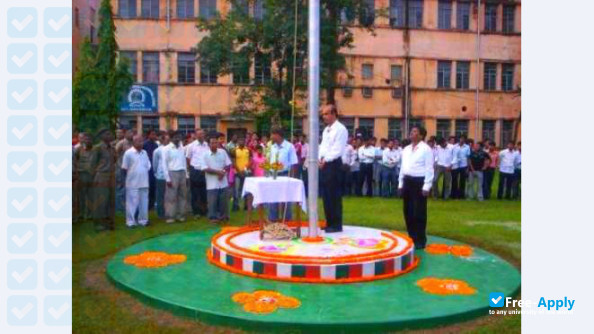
307,0,320,239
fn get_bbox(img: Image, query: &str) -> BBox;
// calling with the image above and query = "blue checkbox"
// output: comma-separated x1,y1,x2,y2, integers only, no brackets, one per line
44,260,72,290
7,7,38,38
44,79,72,110
7,188,38,218
44,224,72,254
7,224,37,254
8,44,37,74
7,152,38,182
7,259,38,290
7,295,38,326
44,43,71,74
7,116,38,146
44,295,71,326
7,79,37,110
44,152,71,182
44,187,71,218
44,116,72,146
44,7,72,38
489,292,505,307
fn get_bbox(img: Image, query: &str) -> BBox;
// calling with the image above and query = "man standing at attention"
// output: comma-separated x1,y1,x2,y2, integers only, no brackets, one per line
186,129,209,218
452,135,470,199
467,142,490,201
358,137,375,197
203,136,232,224
433,138,453,200
152,133,169,219
498,141,516,200
233,137,251,211
319,104,348,233
90,128,116,231
122,135,152,228
115,129,134,212
381,139,401,197
161,131,188,223
268,127,299,221
398,126,434,249
143,130,159,213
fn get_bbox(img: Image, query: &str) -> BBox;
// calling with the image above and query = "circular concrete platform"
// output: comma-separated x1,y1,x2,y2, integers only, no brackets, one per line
106,228,520,333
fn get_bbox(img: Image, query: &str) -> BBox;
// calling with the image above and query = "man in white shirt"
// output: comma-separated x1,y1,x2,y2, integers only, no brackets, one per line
319,104,348,233
497,141,516,200
512,141,521,200
373,138,385,196
398,126,434,249
152,133,169,219
268,127,299,221
358,138,376,197
122,135,152,228
452,135,471,199
161,131,188,223
187,129,209,218
381,139,401,197
341,137,357,196
202,136,232,223
433,138,454,199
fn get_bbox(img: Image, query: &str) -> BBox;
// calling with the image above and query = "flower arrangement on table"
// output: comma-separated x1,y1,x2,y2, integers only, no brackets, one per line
259,152,284,179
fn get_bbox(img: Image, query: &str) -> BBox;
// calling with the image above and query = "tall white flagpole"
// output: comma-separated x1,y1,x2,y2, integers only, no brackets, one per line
307,0,320,238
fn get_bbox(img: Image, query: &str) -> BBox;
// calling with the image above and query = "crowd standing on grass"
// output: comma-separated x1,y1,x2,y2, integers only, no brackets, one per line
72,124,521,232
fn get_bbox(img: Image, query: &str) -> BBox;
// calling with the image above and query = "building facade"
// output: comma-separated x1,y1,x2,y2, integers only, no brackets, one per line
109,0,521,145
73,0,99,72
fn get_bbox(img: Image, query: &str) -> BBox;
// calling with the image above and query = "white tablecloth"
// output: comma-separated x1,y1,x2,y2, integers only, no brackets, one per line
242,176,307,213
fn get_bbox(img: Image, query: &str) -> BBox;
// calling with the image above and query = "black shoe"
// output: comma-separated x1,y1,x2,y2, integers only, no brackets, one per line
414,244,426,250
324,227,343,233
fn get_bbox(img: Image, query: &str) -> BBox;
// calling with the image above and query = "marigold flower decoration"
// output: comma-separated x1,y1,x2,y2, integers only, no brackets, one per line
425,244,473,257
417,277,477,295
232,290,301,314
124,251,187,268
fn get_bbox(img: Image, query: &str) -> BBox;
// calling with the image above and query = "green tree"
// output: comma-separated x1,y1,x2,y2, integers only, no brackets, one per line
73,0,133,135
195,0,377,133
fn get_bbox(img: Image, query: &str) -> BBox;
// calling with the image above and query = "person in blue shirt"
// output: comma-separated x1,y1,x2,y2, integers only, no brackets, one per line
451,135,471,199
267,127,299,221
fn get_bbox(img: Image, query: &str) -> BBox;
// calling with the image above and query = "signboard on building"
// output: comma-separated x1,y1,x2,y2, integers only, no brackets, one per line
120,84,158,113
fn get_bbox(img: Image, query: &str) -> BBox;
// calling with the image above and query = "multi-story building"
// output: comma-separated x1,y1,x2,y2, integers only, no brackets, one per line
109,0,521,145
73,0,99,72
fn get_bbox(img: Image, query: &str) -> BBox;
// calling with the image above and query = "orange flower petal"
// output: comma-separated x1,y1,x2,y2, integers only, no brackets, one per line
450,245,474,257
425,244,451,255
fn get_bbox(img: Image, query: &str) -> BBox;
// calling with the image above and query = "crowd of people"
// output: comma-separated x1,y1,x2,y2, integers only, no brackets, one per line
72,122,521,232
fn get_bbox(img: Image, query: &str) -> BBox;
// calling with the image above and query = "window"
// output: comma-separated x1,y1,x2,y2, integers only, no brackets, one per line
503,5,515,33
438,0,452,29
254,53,272,85
484,4,498,32
358,118,375,138
119,0,137,18
120,51,138,81
455,120,469,138
340,117,355,135
200,62,218,83
389,0,404,28
142,52,160,83
456,61,470,89
142,117,159,134
501,120,514,147
482,120,495,142
340,7,355,24
199,0,217,19
359,0,375,26
362,64,373,80
501,63,514,91
437,61,452,89
177,116,195,135
178,52,196,83
362,87,373,98
233,0,249,15
177,0,195,18
484,62,497,90
254,0,265,20
390,65,402,85
409,118,424,131
118,116,137,131
342,86,353,97
456,1,470,30
141,0,160,18
436,120,451,139
391,87,403,99
232,58,250,84
75,7,80,28
201,116,218,133
388,118,403,140
408,0,424,28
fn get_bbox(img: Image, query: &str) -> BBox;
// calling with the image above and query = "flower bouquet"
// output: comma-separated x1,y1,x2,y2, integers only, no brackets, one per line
259,161,284,179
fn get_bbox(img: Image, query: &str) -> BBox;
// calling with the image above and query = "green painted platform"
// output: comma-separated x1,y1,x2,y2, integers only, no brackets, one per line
106,229,520,333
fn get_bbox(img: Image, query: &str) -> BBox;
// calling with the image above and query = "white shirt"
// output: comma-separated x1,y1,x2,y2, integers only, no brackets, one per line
398,141,435,192
202,148,232,190
499,149,516,174
152,145,166,180
454,143,471,168
514,151,521,170
122,147,151,189
269,140,299,173
358,145,376,164
436,145,454,168
301,143,309,160
342,144,357,166
382,148,401,168
186,139,209,169
161,142,187,182
319,120,348,162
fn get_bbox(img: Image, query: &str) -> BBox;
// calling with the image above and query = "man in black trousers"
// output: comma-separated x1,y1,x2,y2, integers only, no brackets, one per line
318,104,349,233
398,126,435,249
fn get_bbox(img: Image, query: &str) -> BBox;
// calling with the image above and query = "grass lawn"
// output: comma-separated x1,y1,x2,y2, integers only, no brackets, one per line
73,196,520,333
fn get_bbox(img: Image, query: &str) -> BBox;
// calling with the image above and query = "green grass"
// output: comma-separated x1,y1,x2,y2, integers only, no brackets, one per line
74,196,520,333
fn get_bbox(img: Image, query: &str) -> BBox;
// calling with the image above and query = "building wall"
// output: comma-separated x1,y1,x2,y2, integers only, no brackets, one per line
108,0,521,145
73,0,99,72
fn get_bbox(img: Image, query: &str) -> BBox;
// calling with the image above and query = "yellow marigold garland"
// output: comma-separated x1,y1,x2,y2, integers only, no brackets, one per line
232,290,301,314
417,277,477,295
123,251,187,268
425,244,474,257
